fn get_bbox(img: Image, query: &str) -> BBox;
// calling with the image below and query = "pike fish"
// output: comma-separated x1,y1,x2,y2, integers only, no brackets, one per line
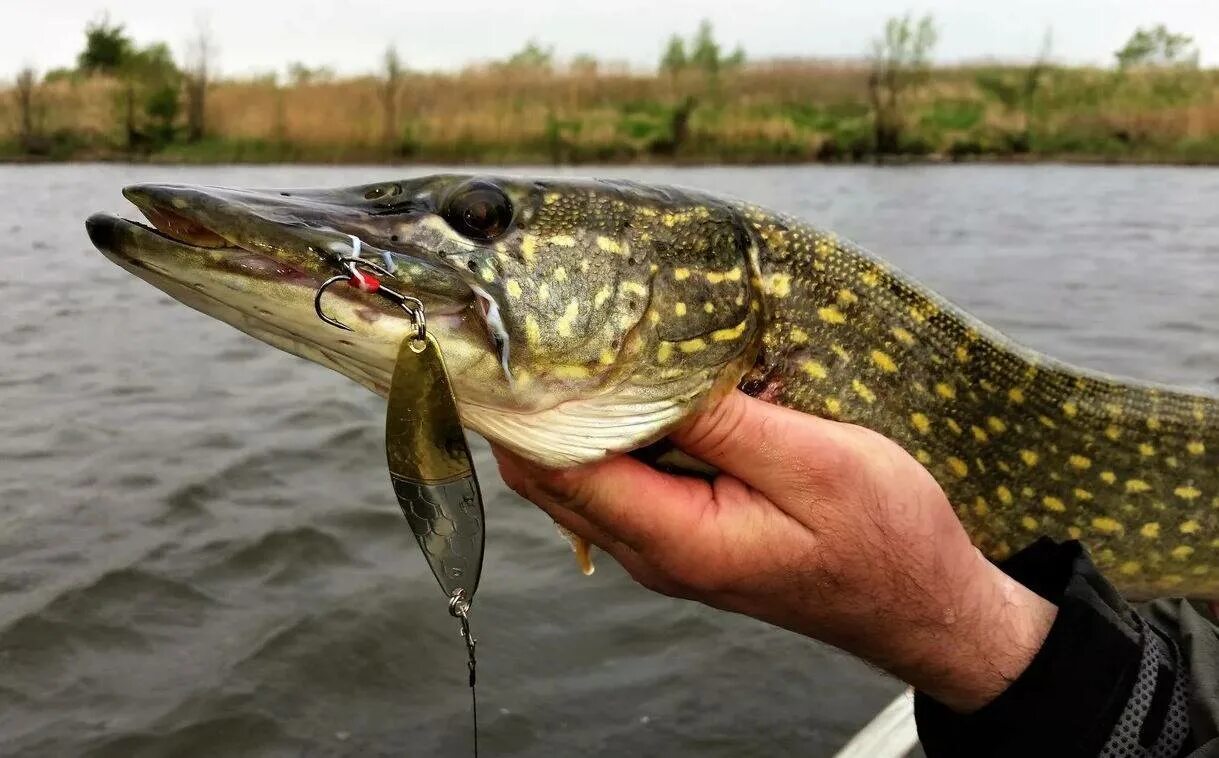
86,175,1219,598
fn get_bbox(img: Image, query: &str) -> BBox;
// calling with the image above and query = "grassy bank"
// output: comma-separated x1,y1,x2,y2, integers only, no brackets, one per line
5,61,1219,165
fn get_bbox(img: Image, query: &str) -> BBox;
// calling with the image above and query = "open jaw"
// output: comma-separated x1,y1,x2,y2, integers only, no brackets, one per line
84,184,480,395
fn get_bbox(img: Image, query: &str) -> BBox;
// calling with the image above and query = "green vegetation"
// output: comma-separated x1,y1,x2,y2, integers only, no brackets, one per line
3,18,1218,165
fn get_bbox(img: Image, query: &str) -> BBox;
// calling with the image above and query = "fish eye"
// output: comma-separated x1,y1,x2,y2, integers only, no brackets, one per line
442,182,513,242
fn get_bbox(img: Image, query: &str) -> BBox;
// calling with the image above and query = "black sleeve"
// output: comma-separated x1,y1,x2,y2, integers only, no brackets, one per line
914,538,1207,757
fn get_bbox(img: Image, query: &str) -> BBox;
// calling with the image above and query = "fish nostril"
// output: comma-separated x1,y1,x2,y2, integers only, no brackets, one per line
466,259,479,273
390,235,400,242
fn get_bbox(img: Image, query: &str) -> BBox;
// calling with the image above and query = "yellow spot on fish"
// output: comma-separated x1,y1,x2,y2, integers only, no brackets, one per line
946,419,963,435
818,306,846,324
955,346,969,363
599,349,616,365
825,397,842,415
537,282,550,302
543,192,560,205
871,350,898,373
790,328,809,344
1180,520,1201,534
552,266,568,282
911,413,931,434
1104,425,1122,441
974,497,989,516
704,302,715,314
1020,450,1039,467
766,273,793,297
987,417,1007,434
1038,415,1057,429
1139,442,1156,457
1176,485,1202,500
705,267,742,284
852,379,875,403
481,267,496,283
1141,522,1161,538
891,327,915,346
1100,471,1117,485
673,267,690,281
549,234,577,248
555,300,580,338
1125,479,1152,494
971,426,989,443
712,320,749,342
1068,526,1083,540
524,315,541,346
1092,517,1124,534
1021,516,1039,531
594,236,621,254
1172,545,1195,560
1147,416,1162,431
593,286,611,308
1188,441,1206,456
996,486,1014,505
648,309,660,324
1068,455,1092,470
1062,402,1079,418
947,457,968,477
678,338,706,353
1008,388,1026,404
657,343,673,363
1120,561,1142,576
801,361,828,380
837,288,857,305
621,281,648,297
1042,496,1066,512
520,235,537,263
506,279,522,298
915,449,932,464
552,365,589,379
674,302,687,316
935,383,956,400
1074,488,1093,501
860,270,880,287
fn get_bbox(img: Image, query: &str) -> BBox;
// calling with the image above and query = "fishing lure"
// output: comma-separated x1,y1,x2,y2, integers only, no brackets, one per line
315,245,486,755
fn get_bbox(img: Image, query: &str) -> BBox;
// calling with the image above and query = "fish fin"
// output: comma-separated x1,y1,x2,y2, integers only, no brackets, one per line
554,521,596,575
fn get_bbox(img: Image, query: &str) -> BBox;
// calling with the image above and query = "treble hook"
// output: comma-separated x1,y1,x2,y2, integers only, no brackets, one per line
314,256,426,338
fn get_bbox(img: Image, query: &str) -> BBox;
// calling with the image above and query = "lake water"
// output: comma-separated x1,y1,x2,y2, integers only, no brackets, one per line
2,163,1218,757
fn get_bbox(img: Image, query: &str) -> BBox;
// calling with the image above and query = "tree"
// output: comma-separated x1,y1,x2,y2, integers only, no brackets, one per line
975,28,1053,152
14,67,40,151
660,34,688,75
184,18,215,142
868,14,938,154
505,40,553,69
77,15,133,73
1116,25,1199,69
690,20,721,76
382,45,403,151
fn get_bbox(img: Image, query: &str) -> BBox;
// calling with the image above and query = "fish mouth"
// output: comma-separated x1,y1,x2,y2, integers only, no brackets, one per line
87,183,472,315
85,183,485,395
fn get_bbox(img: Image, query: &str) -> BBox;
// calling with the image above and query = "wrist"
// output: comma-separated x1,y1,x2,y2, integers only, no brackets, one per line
901,551,1057,712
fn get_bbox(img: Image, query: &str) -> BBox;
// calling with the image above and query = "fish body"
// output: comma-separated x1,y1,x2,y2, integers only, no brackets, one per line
86,175,1219,598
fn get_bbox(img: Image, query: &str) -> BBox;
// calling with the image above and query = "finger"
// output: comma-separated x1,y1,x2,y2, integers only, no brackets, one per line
669,390,852,494
491,445,713,559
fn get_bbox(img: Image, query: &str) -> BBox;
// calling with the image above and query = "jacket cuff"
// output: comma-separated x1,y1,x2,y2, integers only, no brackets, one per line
914,539,1143,757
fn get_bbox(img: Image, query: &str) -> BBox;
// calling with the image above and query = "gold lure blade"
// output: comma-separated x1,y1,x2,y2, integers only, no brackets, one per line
386,333,485,603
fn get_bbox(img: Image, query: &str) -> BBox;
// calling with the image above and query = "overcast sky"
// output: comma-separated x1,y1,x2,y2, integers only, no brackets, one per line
2,0,1216,78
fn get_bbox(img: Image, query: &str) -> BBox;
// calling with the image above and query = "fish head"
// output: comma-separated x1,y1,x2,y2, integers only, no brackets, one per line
86,175,766,466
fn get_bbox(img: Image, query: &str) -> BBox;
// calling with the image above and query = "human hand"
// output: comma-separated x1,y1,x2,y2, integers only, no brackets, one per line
493,390,1056,712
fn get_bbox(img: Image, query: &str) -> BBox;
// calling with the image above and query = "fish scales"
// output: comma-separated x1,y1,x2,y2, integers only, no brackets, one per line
734,203,1219,599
